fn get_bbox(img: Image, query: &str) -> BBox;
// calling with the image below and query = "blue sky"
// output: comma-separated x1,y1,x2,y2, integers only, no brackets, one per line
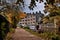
23,0,46,13
22,0,50,16
6,0,17,3
1,0,49,16
5,0,46,13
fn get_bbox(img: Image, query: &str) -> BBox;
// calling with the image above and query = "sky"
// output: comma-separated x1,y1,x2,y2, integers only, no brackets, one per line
1,0,46,13
6,0,17,3
23,0,46,13
1,0,49,16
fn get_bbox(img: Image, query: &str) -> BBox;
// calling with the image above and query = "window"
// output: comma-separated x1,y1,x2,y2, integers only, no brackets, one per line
31,22,32,23
25,23,27,24
28,19,30,21
28,22,30,24
20,23,21,24
23,20,24,21
33,22,35,23
28,16,30,18
31,15,32,17
33,18,35,20
31,19,32,21
25,20,27,21
22,23,24,24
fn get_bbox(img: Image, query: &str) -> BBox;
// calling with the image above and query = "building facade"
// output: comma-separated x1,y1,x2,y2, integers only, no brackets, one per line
19,13,36,26
19,12,44,26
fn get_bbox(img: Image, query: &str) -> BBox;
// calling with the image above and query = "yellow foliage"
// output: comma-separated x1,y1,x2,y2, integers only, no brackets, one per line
6,13,13,24
4,10,26,24
42,18,49,23
17,11,26,19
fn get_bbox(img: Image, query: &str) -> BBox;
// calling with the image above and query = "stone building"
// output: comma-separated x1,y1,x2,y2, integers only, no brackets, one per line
19,11,44,27
19,13,36,26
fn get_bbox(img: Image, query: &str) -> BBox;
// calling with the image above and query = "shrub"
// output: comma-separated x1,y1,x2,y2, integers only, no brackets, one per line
24,27,30,29
52,35,60,40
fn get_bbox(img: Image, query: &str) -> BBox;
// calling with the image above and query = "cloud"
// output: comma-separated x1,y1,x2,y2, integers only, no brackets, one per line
23,0,45,13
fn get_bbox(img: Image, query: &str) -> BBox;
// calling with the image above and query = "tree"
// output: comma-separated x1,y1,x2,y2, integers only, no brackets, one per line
0,0,45,27
0,0,60,28
43,0,60,34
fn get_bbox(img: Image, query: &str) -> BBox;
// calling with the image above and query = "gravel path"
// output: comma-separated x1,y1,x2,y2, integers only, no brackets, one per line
12,27,44,40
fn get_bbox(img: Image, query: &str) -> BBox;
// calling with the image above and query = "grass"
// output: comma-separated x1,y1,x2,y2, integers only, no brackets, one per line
24,28,45,39
24,28,60,40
